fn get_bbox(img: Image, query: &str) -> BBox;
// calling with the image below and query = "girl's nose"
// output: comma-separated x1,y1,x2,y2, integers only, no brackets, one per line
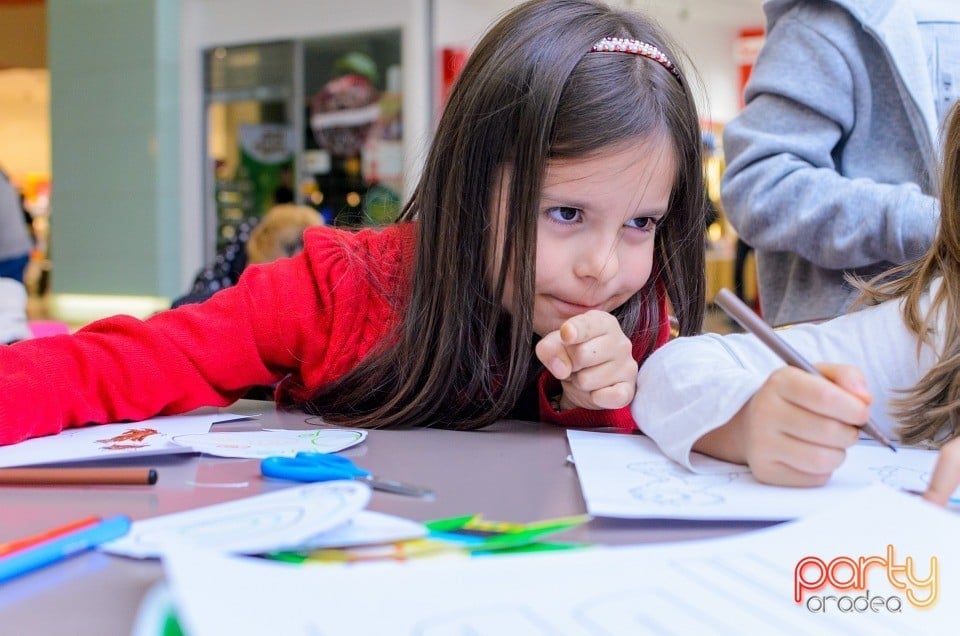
573,240,619,282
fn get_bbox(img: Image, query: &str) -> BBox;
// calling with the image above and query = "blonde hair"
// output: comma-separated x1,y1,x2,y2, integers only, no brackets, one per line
246,204,323,265
853,101,960,446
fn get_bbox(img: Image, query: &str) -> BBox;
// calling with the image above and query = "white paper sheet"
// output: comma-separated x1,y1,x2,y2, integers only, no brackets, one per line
161,486,958,635
170,428,367,459
290,509,426,551
103,480,370,557
0,414,236,467
567,430,954,520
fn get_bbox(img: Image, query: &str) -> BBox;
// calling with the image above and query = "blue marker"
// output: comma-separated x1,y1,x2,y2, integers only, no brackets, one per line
0,515,131,584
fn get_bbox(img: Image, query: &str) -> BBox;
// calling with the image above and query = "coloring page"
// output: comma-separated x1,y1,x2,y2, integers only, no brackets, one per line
161,486,958,635
104,480,370,557
0,414,241,467
171,428,367,459
567,430,945,520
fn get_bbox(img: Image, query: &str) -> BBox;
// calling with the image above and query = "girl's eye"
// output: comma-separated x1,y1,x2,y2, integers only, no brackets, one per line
626,216,659,232
546,207,582,224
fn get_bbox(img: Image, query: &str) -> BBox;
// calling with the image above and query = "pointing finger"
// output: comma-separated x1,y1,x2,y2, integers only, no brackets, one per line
535,331,573,379
559,310,619,345
925,437,960,507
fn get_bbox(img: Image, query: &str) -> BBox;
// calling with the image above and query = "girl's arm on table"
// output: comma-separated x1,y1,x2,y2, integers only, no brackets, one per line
0,251,326,445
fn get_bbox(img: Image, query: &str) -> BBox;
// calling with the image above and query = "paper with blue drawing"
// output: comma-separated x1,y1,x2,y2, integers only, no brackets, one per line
102,480,425,558
567,430,951,520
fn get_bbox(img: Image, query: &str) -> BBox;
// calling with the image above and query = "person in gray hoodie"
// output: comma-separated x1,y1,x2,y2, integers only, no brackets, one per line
0,168,32,283
721,0,960,326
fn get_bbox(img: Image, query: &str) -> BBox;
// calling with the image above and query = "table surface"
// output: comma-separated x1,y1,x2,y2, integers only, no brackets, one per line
0,401,771,634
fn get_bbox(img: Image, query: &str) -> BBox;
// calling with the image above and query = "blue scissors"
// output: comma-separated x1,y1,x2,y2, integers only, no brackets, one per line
260,452,435,499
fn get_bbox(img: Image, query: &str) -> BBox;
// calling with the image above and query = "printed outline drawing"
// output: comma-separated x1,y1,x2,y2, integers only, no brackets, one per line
626,461,740,506
171,429,365,454
868,465,930,492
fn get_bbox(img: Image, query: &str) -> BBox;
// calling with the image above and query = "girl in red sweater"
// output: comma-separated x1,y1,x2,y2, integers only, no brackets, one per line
0,0,705,444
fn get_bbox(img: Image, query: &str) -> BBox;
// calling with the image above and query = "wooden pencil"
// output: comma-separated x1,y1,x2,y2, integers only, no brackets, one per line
0,467,158,486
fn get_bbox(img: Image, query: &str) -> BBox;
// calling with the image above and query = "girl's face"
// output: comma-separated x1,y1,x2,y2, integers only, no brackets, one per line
494,138,676,337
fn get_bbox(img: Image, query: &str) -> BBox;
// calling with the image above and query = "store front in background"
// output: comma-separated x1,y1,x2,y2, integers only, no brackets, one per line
204,31,403,252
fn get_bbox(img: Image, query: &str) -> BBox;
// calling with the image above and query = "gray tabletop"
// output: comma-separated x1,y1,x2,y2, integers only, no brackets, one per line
0,400,772,635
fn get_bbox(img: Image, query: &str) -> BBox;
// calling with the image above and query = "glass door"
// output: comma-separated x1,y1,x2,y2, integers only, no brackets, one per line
203,41,297,250
301,30,402,227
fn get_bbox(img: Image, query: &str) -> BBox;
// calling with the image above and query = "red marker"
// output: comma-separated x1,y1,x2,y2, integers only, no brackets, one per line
0,516,100,558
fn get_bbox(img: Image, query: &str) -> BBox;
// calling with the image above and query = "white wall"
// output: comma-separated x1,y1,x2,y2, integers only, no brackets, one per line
434,0,765,125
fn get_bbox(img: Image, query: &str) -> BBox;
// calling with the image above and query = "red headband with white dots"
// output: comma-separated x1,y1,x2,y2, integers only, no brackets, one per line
590,37,683,84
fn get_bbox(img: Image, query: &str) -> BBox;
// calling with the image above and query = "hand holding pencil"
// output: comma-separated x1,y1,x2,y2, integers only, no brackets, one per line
708,289,894,488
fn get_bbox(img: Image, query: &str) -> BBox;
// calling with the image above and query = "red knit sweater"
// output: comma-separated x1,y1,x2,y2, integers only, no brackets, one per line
0,223,669,445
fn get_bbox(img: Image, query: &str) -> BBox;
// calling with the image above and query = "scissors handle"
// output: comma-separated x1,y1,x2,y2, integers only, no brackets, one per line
260,453,434,499
260,454,364,482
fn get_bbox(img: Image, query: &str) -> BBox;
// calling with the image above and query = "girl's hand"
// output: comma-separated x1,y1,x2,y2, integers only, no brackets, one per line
924,437,960,507
698,363,870,487
535,310,637,411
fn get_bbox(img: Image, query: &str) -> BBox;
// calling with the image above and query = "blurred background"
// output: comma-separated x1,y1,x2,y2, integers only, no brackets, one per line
0,0,763,327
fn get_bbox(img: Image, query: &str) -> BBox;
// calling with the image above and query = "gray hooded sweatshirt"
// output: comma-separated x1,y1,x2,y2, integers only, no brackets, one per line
721,0,949,326
0,171,31,264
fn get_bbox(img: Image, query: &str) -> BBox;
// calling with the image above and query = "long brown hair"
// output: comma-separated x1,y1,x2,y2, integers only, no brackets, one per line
853,101,960,446
304,0,705,430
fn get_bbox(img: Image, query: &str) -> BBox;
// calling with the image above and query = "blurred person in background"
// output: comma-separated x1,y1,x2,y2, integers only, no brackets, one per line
0,167,32,284
721,0,960,326
0,278,30,344
172,204,323,308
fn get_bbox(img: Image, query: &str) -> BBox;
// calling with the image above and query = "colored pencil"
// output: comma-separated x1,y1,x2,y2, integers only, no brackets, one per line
0,515,131,584
0,467,158,486
0,516,100,558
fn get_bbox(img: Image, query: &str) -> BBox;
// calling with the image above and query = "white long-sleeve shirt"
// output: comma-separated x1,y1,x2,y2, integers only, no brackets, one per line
633,282,943,472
